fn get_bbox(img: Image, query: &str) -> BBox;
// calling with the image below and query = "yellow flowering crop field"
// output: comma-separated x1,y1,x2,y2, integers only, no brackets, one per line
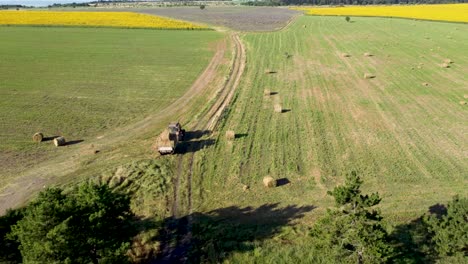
293,4,468,23
0,11,208,29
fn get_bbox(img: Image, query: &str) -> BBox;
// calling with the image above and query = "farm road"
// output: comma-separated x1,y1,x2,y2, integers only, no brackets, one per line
0,33,243,215
158,33,246,263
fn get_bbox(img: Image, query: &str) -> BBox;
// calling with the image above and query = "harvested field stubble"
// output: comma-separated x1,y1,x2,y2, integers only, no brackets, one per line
197,17,468,249
135,7,300,31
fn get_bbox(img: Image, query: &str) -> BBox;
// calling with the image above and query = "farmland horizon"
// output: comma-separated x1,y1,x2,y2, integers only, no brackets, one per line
0,5,466,263
0,0,90,6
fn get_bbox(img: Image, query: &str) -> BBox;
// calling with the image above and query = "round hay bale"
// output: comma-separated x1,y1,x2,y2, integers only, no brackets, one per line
341,53,351,58
263,176,276,188
274,104,282,113
444,59,453,64
53,137,66,147
264,89,271,96
422,82,429,86
364,52,373,57
440,63,450,68
225,130,235,141
302,25,307,28
364,73,376,79
242,185,249,191
459,101,467,105
32,132,44,143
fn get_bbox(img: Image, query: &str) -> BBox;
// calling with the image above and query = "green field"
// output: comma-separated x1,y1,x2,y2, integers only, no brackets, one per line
1,12,467,264
0,27,222,173
186,16,467,262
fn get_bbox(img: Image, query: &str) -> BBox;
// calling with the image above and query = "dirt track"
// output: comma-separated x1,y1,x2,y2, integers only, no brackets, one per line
0,33,236,215
158,33,246,263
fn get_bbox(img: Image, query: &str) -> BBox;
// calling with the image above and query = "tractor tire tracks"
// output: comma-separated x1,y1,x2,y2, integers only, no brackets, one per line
158,33,246,263
156,33,246,263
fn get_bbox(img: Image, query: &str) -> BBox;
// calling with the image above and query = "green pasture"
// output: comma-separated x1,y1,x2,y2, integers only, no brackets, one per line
0,26,221,168
189,15,468,262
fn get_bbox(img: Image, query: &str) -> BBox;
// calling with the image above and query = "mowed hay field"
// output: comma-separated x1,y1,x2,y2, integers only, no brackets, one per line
0,27,221,174
191,15,467,248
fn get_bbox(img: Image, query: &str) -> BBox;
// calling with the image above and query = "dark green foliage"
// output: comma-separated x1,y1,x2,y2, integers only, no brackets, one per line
199,4,205,10
424,196,468,260
311,172,394,263
0,208,24,263
7,183,135,264
346,16,351,22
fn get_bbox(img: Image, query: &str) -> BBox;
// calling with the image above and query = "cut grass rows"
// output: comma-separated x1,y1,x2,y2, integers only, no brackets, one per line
193,16,467,225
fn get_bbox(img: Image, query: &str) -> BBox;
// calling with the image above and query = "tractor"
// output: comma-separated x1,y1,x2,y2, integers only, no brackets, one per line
157,122,185,155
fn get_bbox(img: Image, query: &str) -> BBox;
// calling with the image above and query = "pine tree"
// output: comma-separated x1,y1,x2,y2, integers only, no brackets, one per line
310,171,394,263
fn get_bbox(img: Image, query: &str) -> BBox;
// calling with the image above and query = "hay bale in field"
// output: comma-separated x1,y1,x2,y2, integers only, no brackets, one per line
364,73,376,79
459,101,467,105
225,130,235,141
444,59,453,64
274,104,282,113
440,63,450,68
364,52,373,57
242,185,249,191
265,70,277,74
422,82,429,86
341,53,351,58
32,132,44,143
264,89,271,96
53,137,66,147
302,25,307,28
263,176,276,188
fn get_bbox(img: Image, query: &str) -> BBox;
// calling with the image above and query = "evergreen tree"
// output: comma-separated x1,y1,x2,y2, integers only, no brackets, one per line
9,183,135,264
423,195,468,262
310,171,394,263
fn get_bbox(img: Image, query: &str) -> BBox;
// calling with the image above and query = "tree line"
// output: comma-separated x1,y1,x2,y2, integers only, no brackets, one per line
0,173,466,263
243,0,466,6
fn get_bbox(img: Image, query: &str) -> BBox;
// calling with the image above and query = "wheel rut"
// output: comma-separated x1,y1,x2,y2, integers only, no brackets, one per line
157,33,246,263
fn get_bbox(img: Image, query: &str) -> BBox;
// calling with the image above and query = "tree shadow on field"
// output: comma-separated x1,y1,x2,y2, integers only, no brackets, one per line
389,202,448,263
154,203,316,263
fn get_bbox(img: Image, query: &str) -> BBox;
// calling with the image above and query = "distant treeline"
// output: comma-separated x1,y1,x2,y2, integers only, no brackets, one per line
243,0,466,6
0,5,30,9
